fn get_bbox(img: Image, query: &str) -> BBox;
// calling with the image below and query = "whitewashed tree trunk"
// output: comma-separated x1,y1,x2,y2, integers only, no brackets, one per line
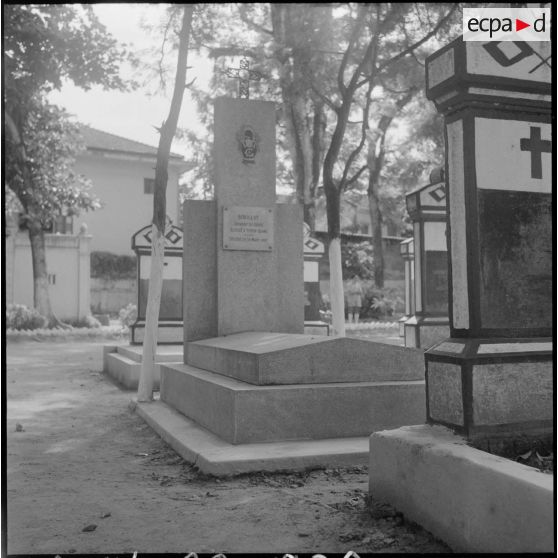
328,237,346,337
136,5,193,402
137,224,165,401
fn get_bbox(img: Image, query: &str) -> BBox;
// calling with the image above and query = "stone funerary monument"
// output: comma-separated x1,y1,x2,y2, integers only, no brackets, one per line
137,91,427,474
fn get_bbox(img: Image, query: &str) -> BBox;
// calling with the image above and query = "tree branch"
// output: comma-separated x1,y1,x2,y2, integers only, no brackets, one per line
311,82,338,113
344,164,368,190
238,5,273,35
337,6,368,95
378,5,458,71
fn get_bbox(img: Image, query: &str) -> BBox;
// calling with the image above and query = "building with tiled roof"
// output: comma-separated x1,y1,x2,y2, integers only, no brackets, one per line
79,125,185,161
74,125,190,254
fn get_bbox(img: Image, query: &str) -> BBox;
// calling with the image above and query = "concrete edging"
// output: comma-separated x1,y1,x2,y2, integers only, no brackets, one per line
369,424,554,553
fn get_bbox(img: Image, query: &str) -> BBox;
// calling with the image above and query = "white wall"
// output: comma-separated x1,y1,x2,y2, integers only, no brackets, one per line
7,231,91,322
75,152,182,255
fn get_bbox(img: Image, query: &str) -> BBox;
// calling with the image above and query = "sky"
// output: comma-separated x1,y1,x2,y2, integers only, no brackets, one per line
49,4,211,157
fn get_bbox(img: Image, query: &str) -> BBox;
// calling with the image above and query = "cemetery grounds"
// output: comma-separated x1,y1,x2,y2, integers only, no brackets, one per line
5,335,451,555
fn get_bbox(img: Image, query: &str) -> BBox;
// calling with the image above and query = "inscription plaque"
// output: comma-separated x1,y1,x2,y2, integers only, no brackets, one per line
223,206,273,251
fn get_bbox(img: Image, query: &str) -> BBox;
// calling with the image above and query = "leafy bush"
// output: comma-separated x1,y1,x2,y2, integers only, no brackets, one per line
6,304,47,330
360,286,404,320
91,251,136,280
341,240,374,280
119,303,137,328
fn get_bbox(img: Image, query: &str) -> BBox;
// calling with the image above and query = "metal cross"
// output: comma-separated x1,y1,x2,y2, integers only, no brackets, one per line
222,57,262,99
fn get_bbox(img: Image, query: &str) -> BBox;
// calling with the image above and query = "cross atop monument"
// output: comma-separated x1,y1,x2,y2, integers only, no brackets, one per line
222,57,262,99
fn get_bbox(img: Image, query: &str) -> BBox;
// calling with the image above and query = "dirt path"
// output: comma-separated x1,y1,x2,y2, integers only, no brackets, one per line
6,339,451,555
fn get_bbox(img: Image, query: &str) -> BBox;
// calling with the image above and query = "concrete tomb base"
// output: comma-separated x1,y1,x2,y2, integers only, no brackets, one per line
303,320,330,336
103,344,183,390
136,399,370,476
130,321,183,345
369,424,554,553
138,332,427,474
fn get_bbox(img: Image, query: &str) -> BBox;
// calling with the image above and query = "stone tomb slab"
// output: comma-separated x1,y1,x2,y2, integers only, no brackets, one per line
186,331,425,385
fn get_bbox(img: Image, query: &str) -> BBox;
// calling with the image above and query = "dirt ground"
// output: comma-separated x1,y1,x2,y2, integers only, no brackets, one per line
5,339,451,555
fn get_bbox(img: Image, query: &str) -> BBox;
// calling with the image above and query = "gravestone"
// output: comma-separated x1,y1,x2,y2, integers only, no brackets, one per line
130,218,183,344
424,38,552,445
182,97,304,349
403,168,449,348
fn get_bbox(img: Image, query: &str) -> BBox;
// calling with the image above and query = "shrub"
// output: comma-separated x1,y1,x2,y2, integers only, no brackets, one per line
66,315,102,329
91,251,136,280
360,286,404,320
119,303,137,328
6,304,47,330
341,240,375,280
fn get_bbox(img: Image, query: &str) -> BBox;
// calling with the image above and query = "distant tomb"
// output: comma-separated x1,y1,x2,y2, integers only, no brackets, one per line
102,218,184,389
130,218,183,344
403,168,450,349
398,237,414,336
303,224,329,335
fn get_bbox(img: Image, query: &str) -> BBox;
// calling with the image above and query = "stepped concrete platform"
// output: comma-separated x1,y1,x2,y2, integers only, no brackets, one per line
103,344,183,390
186,332,424,385
136,399,369,476
160,362,425,444
137,331,427,474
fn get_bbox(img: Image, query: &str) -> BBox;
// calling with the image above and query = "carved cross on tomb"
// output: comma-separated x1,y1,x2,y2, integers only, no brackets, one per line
520,126,552,179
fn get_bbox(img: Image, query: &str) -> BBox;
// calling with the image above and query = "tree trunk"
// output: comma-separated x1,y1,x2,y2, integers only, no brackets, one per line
323,177,345,336
137,224,165,400
368,189,384,288
138,5,193,402
27,220,54,323
308,101,326,231
5,112,67,327
328,237,345,337
366,91,416,289
271,4,315,228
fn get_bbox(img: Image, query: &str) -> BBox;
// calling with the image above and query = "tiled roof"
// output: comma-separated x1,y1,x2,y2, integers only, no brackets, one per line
80,125,184,160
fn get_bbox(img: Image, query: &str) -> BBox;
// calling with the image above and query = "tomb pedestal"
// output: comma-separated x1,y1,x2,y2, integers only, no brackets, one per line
370,36,553,552
423,38,552,444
